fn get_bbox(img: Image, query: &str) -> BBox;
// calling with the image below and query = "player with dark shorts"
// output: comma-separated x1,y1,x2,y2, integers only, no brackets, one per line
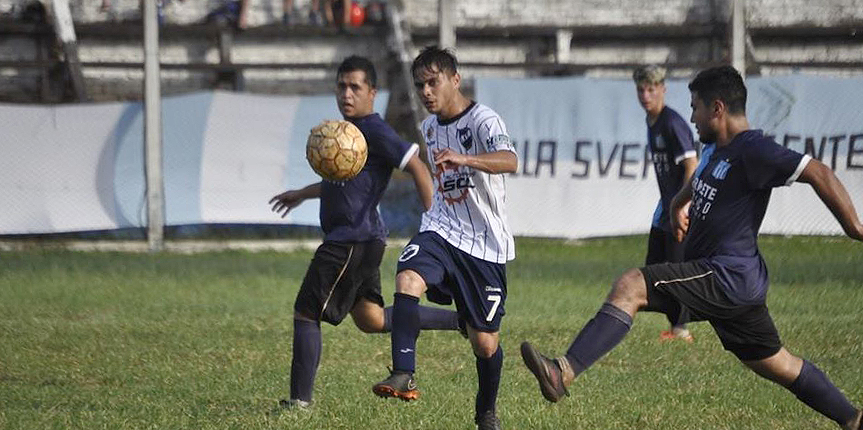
634,64,699,341
269,55,460,410
371,47,517,430
520,66,863,429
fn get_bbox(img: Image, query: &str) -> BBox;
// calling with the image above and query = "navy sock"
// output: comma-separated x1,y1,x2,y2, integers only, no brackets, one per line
564,303,633,375
788,360,858,425
391,293,420,373
289,319,322,402
475,346,503,419
383,305,459,332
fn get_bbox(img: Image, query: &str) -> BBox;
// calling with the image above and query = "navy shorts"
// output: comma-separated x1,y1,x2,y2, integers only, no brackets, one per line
396,231,507,332
294,240,385,326
640,259,782,361
645,227,685,265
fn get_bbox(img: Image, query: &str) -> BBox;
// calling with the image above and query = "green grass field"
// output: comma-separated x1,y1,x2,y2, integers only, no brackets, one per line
1,236,861,429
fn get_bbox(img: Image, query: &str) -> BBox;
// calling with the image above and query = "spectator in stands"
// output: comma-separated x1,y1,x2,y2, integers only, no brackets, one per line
203,0,250,30
283,0,324,26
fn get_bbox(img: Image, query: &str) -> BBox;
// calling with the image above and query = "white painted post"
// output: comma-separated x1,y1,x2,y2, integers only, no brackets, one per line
143,0,164,252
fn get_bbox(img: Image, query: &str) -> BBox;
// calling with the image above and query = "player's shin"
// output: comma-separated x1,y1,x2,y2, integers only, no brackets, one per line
564,303,633,375
391,293,421,373
788,360,858,427
290,319,322,403
475,346,503,421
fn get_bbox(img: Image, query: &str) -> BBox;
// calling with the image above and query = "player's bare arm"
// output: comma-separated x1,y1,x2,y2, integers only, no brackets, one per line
404,153,434,210
269,182,322,218
433,148,517,174
680,157,698,185
797,159,863,241
670,179,694,242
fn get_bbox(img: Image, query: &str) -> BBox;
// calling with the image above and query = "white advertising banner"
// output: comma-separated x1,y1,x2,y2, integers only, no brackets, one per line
2,76,862,238
475,75,863,238
0,91,388,234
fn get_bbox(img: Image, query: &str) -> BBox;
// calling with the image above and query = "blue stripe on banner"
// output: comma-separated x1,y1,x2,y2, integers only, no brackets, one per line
163,92,214,225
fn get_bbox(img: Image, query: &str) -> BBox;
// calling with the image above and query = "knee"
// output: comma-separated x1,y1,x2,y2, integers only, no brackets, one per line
355,319,384,334
470,333,500,358
395,270,426,297
608,268,648,310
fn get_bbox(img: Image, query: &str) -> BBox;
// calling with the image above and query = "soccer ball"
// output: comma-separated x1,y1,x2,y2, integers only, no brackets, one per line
306,120,368,182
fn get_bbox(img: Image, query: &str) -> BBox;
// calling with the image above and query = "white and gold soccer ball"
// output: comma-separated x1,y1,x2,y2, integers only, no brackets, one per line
306,120,368,182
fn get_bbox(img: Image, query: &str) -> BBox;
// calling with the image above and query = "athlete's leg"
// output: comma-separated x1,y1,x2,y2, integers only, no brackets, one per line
744,348,860,429
352,297,460,333
468,327,503,424
390,270,427,373
289,311,321,404
562,268,642,375
521,268,641,402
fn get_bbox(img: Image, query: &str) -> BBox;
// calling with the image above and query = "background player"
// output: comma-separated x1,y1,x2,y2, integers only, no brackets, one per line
520,65,863,429
633,65,698,342
371,46,517,430
270,55,460,409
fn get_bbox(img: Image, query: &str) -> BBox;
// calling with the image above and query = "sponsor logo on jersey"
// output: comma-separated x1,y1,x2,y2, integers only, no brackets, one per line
484,286,502,293
457,126,473,150
712,159,731,180
434,166,475,205
487,134,512,149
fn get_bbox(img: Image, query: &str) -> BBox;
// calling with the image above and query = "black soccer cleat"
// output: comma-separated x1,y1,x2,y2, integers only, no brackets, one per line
372,370,419,401
520,341,571,403
475,410,502,430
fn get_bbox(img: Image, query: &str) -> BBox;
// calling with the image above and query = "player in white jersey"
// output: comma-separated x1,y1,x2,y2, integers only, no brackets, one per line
372,46,517,430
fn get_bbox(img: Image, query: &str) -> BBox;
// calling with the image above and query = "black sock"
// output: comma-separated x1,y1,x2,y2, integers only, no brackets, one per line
475,346,503,419
383,305,459,332
391,293,420,373
289,319,321,402
788,360,858,425
564,303,633,375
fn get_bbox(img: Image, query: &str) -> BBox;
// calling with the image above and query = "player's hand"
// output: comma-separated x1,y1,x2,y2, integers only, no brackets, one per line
433,148,468,170
672,201,691,243
269,190,303,218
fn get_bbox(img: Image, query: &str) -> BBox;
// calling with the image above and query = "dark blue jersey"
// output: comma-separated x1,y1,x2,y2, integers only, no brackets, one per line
684,130,810,304
319,113,418,242
648,106,696,231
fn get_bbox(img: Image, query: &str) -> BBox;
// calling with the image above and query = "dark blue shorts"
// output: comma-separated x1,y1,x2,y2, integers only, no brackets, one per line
396,231,507,332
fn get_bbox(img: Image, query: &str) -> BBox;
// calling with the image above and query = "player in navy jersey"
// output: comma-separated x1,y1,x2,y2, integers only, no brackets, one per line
372,46,517,430
269,56,461,410
633,65,699,342
520,66,863,429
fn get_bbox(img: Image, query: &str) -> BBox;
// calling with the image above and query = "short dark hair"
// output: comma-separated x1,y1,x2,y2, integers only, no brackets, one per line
337,55,377,88
411,46,458,78
688,65,747,114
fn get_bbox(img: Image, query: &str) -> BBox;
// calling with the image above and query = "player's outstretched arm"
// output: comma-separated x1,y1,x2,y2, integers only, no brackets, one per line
433,148,517,174
670,179,694,243
269,182,322,218
797,159,863,241
404,153,433,210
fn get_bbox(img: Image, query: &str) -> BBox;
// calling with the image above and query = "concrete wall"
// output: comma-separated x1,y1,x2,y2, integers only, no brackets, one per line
1,0,862,103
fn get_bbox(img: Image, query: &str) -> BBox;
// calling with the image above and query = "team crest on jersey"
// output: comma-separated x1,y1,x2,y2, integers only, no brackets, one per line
426,126,435,140
712,159,731,180
457,127,473,150
654,135,667,150
398,244,420,262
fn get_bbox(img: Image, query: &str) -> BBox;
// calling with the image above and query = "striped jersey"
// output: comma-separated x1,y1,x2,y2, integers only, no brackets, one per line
418,102,516,264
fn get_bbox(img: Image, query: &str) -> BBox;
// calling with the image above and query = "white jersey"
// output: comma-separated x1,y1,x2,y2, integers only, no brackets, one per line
419,102,516,263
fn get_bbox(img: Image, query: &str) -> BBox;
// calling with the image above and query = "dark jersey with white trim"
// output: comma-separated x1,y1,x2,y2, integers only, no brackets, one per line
685,130,810,304
319,113,418,242
648,106,697,231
